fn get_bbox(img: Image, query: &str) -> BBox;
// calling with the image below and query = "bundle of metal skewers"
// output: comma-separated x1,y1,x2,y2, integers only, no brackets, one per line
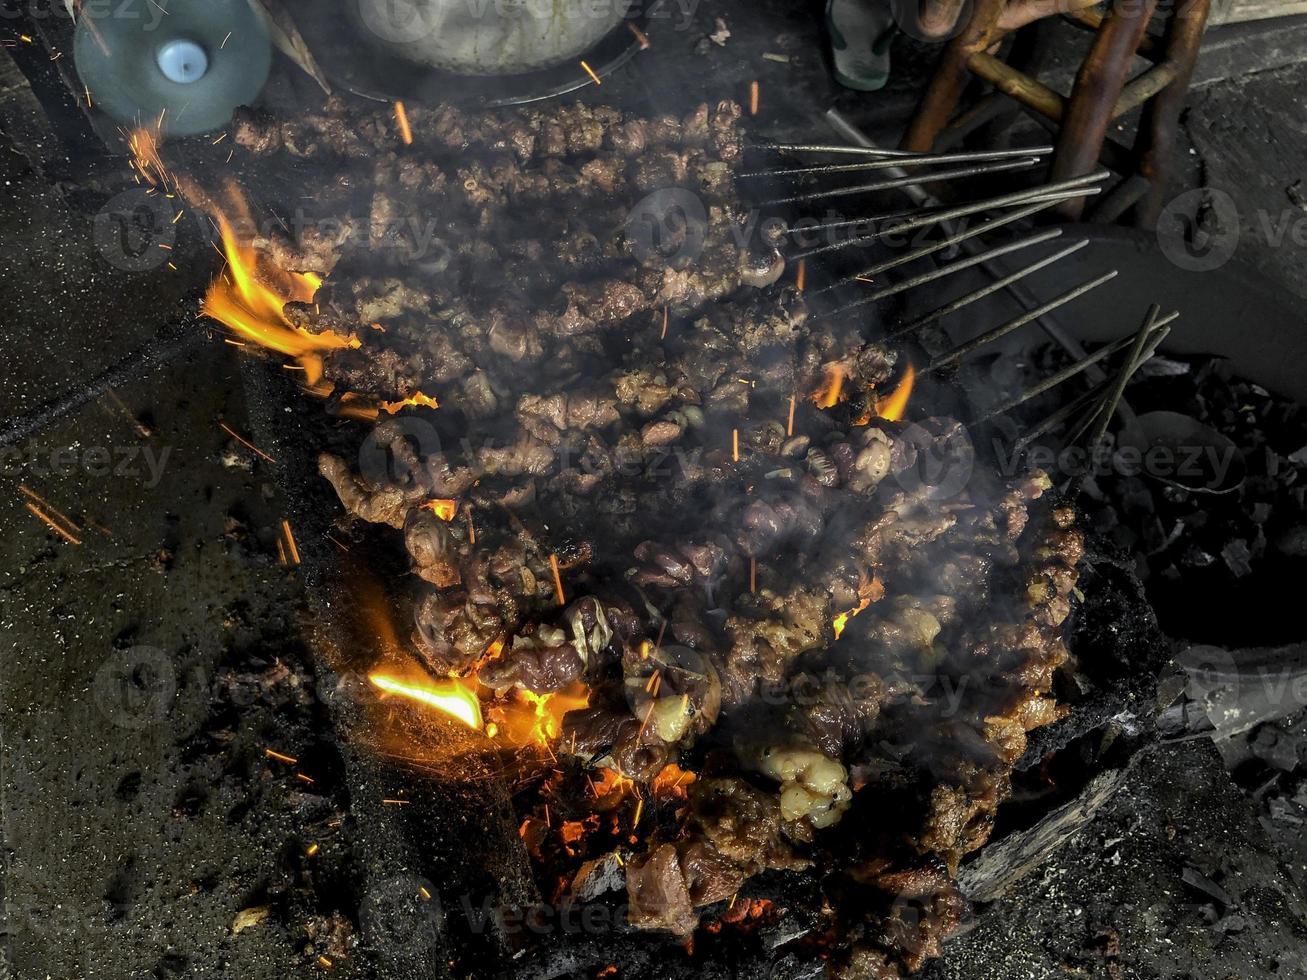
741,116,1176,477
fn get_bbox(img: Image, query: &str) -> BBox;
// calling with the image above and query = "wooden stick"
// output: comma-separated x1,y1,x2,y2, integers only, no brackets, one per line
549,554,565,606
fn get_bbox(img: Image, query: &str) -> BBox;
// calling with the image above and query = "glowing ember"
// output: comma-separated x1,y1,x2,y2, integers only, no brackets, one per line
651,763,697,799
589,765,635,801
549,554,566,606
370,672,483,731
875,363,916,422
814,364,846,409
421,499,458,521
627,22,651,48
203,191,359,385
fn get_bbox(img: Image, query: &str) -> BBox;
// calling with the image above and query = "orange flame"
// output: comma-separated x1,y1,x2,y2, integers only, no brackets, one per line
833,574,884,640
421,499,458,522
814,364,846,409
370,672,483,731
381,391,439,414
832,600,867,640
490,682,590,748
590,766,635,799
202,192,359,385
874,364,915,422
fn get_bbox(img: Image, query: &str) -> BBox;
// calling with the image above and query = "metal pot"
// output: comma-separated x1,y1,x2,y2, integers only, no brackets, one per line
352,0,627,75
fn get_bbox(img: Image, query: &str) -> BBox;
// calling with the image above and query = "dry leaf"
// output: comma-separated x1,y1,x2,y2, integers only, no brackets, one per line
232,905,271,934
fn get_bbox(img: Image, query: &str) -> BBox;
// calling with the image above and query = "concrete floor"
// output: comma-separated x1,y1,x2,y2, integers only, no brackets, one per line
3,4,1307,978
0,143,364,977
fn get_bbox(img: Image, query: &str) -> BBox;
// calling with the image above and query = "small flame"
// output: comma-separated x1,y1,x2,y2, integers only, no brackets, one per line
832,602,864,640
381,391,440,414
422,499,458,521
833,573,884,639
874,363,915,422
492,682,590,747
202,189,359,385
814,365,846,409
370,672,483,731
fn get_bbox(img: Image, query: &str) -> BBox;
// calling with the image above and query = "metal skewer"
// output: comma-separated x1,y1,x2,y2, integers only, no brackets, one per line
818,197,1075,295
1082,304,1165,450
1019,324,1176,454
1014,379,1115,451
741,146,1054,179
976,311,1179,423
819,110,1121,407
822,229,1066,317
889,239,1093,338
1014,325,1172,452
788,172,1107,261
925,270,1121,374
1063,310,1175,449
762,156,1042,207
760,142,946,157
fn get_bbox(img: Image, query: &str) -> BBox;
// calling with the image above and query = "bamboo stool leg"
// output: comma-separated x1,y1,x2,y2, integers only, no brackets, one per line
1132,0,1214,227
902,0,1009,152
1049,0,1159,219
